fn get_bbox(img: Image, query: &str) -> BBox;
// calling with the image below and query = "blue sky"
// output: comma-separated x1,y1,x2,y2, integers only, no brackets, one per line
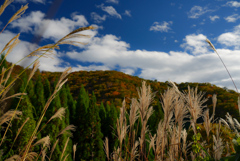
1,0,240,90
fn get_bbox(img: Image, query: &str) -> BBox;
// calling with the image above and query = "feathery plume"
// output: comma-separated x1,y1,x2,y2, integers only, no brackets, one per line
0,110,22,126
33,135,50,149
49,107,65,122
26,152,38,161
8,4,28,24
28,60,40,83
41,148,46,161
0,33,20,62
103,137,109,160
206,38,238,93
211,94,217,121
130,141,139,161
57,124,76,137
73,143,77,161
0,0,14,16
5,155,21,161
203,109,212,138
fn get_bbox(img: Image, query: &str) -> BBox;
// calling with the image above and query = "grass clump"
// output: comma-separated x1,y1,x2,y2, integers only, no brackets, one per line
0,0,95,160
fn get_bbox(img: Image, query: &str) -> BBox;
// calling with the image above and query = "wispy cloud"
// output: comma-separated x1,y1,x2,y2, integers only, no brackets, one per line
188,6,212,19
105,0,119,4
150,21,173,32
124,10,131,17
91,12,107,23
224,14,240,22
181,34,208,55
97,4,122,19
226,1,240,7
209,15,220,21
10,11,92,41
218,24,240,49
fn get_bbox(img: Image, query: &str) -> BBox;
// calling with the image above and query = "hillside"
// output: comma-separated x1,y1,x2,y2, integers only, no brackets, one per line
39,69,239,121
6,60,240,121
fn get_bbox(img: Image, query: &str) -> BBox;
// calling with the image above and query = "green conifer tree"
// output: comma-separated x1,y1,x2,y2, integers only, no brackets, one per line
106,102,118,152
66,84,76,124
99,102,107,137
74,85,91,160
59,84,73,160
89,92,105,161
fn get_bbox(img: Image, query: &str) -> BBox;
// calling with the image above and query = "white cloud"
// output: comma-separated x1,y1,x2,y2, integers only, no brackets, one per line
226,1,240,7
106,0,119,4
0,30,66,72
121,68,135,75
218,25,240,49
10,11,90,41
181,34,208,55
91,12,107,23
97,4,122,19
3,27,240,90
71,65,110,72
188,6,212,19
64,33,240,90
209,15,220,21
224,14,240,22
150,21,173,32
124,10,131,17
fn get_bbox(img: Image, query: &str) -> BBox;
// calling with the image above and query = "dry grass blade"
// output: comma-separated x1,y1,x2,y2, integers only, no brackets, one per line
130,141,139,161
13,117,29,143
206,38,238,93
181,129,188,159
0,0,14,16
73,143,77,161
56,26,96,44
0,33,20,63
103,137,109,160
27,60,40,83
3,65,14,87
49,139,59,160
60,137,69,160
184,86,207,133
63,154,69,161
41,148,46,161
225,113,236,131
213,124,224,160
23,67,72,159
238,96,240,115
129,98,139,128
27,44,59,58
49,107,65,122
5,155,21,161
234,118,240,130
54,67,72,93
8,4,28,24
33,135,50,149
26,152,37,161
211,94,217,121
203,109,212,138
148,133,156,153
57,124,76,137
0,110,22,126
1,92,26,103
